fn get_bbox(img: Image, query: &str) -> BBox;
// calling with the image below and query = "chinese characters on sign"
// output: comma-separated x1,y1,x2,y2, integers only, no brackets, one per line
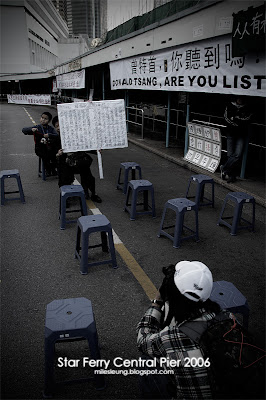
56,69,85,89
232,4,265,57
7,94,51,105
110,34,265,97
57,99,128,153
184,123,221,173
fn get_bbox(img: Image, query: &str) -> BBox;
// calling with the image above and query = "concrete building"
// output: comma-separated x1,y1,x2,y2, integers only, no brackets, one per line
65,0,107,39
0,0,89,87
51,0,67,23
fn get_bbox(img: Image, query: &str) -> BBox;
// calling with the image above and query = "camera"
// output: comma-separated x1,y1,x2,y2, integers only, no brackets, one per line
160,264,175,301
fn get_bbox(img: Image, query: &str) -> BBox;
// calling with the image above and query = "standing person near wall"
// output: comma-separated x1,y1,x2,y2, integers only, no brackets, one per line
221,96,252,183
52,116,102,203
22,111,59,177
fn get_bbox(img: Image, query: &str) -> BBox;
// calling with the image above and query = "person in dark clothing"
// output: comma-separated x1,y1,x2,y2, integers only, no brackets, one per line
137,261,221,399
221,96,252,183
22,111,59,176
53,116,102,203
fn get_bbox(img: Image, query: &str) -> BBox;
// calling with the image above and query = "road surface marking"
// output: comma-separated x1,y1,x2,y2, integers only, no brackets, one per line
23,108,36,124
73,179,157,299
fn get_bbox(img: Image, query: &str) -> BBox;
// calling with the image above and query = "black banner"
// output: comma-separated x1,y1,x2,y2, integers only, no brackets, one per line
232,4,265,57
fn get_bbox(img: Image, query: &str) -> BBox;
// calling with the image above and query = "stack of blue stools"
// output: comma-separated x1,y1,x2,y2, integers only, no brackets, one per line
38,157,46,181
124,179,156,221
75,214,117,274
186,174,215,209
43,297,105,397
158,198,199,248
0,169,25,206
117,162,142,194
210,281,249,328
59,185,87,230
217,191,255,235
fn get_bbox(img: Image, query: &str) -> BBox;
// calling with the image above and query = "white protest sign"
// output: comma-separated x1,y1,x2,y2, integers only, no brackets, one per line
56,69,85,89
57,99,128,178
7,94,51,105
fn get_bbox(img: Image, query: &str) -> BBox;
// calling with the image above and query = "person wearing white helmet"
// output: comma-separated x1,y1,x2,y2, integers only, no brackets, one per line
137,261,221,399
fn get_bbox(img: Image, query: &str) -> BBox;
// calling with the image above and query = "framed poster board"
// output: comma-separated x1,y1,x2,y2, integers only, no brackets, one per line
184,122,221,173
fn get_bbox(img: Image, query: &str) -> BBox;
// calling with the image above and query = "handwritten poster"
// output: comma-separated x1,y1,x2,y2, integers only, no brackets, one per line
184,122,221,173
57,99,128,153
7,94,51,105
56,69,85,89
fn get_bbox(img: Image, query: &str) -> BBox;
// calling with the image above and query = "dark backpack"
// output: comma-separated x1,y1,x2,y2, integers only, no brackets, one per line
179,311,265,399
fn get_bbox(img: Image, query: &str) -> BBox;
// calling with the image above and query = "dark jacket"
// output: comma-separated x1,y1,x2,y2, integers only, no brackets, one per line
224,101,252,130
22,124,59,157
22,124,58,144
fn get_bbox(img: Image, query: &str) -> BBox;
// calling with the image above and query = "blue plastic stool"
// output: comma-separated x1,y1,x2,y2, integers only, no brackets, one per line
158,198,199,248
43,297,105,397
124,179,156,220
38,157,46,181
210,281,249,328
59,185,87,230
117,162,142,194
0,169,25,205
217,192,255,235
75,214,117,274
186,174,214,209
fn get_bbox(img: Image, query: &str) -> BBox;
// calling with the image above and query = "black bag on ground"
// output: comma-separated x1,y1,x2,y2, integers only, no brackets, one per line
180,311,265,399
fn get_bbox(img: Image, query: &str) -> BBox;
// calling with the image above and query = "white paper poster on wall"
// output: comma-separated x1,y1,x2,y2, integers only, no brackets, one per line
56,69,85,89
110,34,265,97
7,94,51,105
184,122,221,173
57,99,128,178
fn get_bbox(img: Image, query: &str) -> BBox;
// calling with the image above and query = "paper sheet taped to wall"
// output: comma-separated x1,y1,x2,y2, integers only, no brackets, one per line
57,99,128,153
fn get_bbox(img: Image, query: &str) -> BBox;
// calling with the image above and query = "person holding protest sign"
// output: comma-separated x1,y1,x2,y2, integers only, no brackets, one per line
22,111,59,177
53,116,102,203
221,96,252,183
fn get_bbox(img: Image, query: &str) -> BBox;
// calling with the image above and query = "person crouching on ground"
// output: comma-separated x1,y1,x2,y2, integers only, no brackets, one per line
22,111,58,177
53,116,102,203
137,261,220,399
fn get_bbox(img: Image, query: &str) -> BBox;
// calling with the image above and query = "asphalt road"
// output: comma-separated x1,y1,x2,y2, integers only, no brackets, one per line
1,103,265,400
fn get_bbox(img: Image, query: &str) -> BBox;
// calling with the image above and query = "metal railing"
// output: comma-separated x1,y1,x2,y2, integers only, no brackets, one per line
126,104,187,142
126,106,144,139
190,111,266,151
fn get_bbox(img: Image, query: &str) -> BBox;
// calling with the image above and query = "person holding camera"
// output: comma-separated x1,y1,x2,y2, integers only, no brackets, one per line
137,261,220,399
22,111,59,177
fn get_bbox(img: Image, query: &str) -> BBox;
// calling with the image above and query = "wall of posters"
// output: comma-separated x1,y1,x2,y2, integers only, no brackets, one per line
7,94,51,105
110,34,265,97
57,99,128,153
184,122,221,173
